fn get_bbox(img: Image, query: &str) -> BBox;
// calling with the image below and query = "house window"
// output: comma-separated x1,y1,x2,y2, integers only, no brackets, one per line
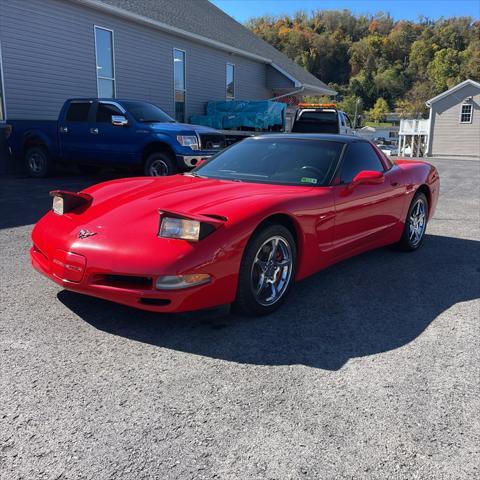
94,26,115,98
226,63,235,100
0,41,6,121
174,49,186,122
460,103,473,123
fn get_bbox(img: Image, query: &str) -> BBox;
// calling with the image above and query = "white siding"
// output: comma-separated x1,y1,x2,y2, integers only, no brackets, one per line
0,0,271,120
429,83,480,158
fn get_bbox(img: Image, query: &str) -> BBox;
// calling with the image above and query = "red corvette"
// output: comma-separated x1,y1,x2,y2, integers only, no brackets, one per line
31,134,439,316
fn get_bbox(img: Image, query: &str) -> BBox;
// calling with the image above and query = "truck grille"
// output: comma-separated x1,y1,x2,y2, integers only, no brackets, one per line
199,134,226,150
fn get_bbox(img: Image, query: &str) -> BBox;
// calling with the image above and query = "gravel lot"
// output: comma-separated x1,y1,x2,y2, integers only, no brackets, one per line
1,157,479,480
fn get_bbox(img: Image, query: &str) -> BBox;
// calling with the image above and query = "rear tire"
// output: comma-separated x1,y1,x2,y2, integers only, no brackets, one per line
233,224,296,316
144,152,178,176
25,147,53,178
397,192,428,251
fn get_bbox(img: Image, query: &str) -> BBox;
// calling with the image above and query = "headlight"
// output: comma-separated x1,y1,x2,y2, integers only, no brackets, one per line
159,217,201,241
50,190,92,215
52,195,64,215
177,135,199,150
156,274,211,290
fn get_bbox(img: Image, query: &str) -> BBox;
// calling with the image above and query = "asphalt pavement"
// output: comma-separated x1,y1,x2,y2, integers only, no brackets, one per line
1,157,479,479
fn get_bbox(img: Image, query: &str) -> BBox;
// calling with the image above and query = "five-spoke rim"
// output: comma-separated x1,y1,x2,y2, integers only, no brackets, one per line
250,235,293,306
409,198,427,246
149,159,169,176
28,152,45,174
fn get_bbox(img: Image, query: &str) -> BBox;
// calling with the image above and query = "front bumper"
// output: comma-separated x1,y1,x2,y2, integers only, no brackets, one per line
177,154,213,168
30,244,234,313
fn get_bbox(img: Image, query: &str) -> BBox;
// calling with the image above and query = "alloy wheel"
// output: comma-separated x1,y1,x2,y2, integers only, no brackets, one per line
250,235,293,306
149,159,169,176
409,197,427,246
28,153,45,174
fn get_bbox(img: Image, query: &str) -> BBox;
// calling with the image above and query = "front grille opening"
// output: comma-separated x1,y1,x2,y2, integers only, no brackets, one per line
139,298,171,306
199,133,226,150
93,274,153,289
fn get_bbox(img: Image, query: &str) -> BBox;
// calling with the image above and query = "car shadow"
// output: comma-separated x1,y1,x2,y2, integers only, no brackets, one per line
57,234,479,370
0,171,123,230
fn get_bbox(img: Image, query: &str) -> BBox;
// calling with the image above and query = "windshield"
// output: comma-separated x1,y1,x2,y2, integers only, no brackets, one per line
122,101,175,123
194,137,344,186
292,110,339,134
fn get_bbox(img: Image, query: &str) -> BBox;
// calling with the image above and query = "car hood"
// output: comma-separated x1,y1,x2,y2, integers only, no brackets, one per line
79,174,314,229
147,122,219,134
84,175,312,221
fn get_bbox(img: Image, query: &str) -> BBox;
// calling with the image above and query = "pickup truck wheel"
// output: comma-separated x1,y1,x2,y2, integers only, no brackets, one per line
144,152,178,176
25,147,53,178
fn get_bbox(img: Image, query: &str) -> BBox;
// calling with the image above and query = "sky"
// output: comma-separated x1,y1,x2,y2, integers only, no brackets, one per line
211,0,480,23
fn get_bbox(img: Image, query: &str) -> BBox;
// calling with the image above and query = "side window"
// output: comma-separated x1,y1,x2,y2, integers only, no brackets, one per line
340,113,346,127
65,102,91,122
340,142,385,184
344,114,353,129
96,102,123,123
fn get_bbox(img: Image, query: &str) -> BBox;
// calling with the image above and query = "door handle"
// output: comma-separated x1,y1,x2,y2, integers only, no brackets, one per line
90,128,99,134
60,126,68,133
391,181,399,187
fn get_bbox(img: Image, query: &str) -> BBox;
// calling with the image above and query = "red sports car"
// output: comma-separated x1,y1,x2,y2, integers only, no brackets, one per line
31,135,439,316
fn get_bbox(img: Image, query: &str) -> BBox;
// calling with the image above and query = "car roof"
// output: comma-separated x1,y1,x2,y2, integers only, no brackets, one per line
253,133,368,144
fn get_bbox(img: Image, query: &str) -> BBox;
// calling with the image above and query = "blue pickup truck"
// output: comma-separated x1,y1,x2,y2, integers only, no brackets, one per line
6,98,226,177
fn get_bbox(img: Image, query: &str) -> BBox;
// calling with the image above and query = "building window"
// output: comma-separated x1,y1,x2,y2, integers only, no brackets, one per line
460,103,473,123
226,63,235,100
0,41,6,121
174,49,186,122
94,26,115,98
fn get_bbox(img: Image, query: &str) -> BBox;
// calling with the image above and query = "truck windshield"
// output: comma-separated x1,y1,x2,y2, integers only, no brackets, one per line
292,110,339,134
193,137,344,186
122,101,175,123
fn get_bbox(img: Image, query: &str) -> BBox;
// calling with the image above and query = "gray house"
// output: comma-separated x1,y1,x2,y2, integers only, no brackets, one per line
426,79,480,158
0,0,334,124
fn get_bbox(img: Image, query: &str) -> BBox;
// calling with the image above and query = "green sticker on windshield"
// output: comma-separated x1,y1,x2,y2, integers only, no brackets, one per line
301,177,318,184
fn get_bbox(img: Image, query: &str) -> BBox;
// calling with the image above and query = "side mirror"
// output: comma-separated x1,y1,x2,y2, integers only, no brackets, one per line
111,115,128,127
350,170,384,187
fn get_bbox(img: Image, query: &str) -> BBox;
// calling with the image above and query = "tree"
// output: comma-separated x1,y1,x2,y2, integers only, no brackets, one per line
408,39,437,79
367,98,389,123
427,48,462,92
338,96,364,126
246,11,478,112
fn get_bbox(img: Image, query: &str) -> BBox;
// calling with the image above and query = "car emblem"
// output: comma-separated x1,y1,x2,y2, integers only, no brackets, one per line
78,229,97,239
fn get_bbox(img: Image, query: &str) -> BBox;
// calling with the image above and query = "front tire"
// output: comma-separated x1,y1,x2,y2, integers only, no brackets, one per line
397,192,428,251
234,224,296,316
144,152,178,176
25,147,53,178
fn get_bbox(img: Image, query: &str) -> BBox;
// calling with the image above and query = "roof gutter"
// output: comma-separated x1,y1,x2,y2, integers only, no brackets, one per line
269,87,305,101
72,0,334,94
302,83,337,96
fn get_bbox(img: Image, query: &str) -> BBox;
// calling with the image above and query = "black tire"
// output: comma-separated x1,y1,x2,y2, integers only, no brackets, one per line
397,192,429,251
24,147,53,178
233,224,297,316
77,164,102,175
144,152,178,176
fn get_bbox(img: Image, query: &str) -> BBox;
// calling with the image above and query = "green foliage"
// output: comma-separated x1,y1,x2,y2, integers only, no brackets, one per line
337,95,364,121
247,11,479,116
367,98,390,123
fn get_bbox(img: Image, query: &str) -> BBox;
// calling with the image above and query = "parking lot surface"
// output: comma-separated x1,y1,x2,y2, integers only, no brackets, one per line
1,157,479,479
